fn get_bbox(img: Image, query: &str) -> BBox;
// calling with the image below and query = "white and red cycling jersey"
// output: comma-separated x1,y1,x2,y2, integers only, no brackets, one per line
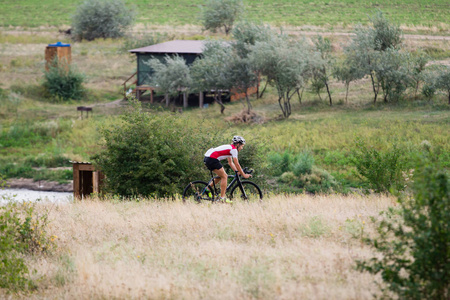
204,144,238,161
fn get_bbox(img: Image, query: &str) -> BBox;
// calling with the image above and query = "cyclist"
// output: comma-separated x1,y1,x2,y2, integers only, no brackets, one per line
204,136,251,203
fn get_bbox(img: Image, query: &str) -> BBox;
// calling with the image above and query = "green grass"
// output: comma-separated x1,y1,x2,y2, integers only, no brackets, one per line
0,0,449,32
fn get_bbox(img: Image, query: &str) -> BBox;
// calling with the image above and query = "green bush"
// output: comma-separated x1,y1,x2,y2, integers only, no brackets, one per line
267,150,294,176
269,150,337,194
357,152,450,299
292,151,314,176
351,137,407,193
0,200,56,291
93,99,223,198
43,59,85,101
72,0,135,41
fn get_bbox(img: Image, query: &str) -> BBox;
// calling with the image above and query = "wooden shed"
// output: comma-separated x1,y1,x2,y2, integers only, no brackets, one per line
71,161,104,199
45,42,71,70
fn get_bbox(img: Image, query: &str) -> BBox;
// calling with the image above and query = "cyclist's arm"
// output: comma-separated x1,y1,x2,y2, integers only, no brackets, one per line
231,157,251,179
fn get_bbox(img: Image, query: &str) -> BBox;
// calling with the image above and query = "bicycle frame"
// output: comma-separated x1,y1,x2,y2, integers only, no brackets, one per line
203,170,246,201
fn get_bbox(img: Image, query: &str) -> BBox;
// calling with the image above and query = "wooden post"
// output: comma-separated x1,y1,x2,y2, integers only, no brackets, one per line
150,89,154,103
165,94,169,107
73,164,80,199
183,92,188,108
199,91,204,108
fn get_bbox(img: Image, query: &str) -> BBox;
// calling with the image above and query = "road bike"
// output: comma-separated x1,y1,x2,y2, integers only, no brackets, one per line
182,167,263,203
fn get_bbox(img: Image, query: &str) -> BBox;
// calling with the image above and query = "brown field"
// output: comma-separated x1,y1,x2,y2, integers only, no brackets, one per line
3,194,396,299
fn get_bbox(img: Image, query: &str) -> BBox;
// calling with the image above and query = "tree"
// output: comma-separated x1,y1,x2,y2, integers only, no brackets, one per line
72,0,135,41
344,10,403,103
249,35,311,118
200,0,243,35
311,36,334,105
373,48,412,102
334,61,360,103
410,50,430,97
147,56,192,106
225,54,258,113
435,66,450,104
191,40,233,113
231,21,272,98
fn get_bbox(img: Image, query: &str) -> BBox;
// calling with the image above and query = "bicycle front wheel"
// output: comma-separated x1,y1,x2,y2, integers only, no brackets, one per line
182,181,213,203
230,181,263,202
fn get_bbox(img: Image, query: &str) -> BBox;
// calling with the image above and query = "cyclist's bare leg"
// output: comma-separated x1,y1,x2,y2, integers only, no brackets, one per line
212,167,228,198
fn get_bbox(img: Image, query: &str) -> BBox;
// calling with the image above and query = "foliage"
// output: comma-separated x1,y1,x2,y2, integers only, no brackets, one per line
357,153,450,299
93,98,222,198
434,66,450,104
311,36,334,105
43,58,85,101
344,10,404,103
72,0,135,41
147,55,192,101
249,33,311,118
0,200,56,291
373,48,412,102
200,0,243,35
225,54,258,113
270,150,337,194
231,21,272,59
351,137,407,193
369,10,402,51
191,40,233,113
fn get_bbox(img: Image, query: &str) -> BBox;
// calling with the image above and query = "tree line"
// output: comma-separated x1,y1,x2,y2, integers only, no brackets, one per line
148,11,450,118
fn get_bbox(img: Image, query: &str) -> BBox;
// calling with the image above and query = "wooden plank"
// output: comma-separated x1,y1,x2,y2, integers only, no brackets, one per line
73,165,80,200
78,164,95,171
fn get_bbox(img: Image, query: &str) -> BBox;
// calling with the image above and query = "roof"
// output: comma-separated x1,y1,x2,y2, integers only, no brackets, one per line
129,40,207,54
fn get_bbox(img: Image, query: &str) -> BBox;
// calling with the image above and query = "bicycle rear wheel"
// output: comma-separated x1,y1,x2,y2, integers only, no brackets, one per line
230,181,263,202
182,181,213,203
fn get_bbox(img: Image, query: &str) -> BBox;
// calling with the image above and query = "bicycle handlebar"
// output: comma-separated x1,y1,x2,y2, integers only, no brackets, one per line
236,167,254,175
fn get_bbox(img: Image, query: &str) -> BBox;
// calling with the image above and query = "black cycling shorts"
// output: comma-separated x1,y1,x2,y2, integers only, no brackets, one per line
204,157,223,171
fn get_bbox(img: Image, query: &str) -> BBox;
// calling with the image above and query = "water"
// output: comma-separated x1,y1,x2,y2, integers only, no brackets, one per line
0,189,73,204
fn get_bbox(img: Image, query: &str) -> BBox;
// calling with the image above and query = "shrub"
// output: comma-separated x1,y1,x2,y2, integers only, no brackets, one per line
43,59,85,101
351,138,407,193
269,150,337,193
292,150,314,176
93,98,223,198
0,200,56,291
357,152,450,299
72,0,135,41
267,150,294,176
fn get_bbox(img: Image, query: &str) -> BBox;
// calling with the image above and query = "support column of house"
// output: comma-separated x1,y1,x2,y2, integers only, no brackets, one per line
199,91,204,108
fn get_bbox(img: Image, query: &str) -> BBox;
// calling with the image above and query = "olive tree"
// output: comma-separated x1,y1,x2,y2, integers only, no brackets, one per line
311,36,334,105
200,0,243,35
249,34,311,118
232,21,272,98
147,56,192,106
435,66,450,104
72,0,135,41
373,48,412,102
344,10,403,103
191,40,232,113
225,54,258,113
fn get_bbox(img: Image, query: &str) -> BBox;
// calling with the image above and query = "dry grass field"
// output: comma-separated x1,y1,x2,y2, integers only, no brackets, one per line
3,194,397,299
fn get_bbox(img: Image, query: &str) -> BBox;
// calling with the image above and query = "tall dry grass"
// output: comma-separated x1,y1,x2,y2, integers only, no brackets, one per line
5,194,396,299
